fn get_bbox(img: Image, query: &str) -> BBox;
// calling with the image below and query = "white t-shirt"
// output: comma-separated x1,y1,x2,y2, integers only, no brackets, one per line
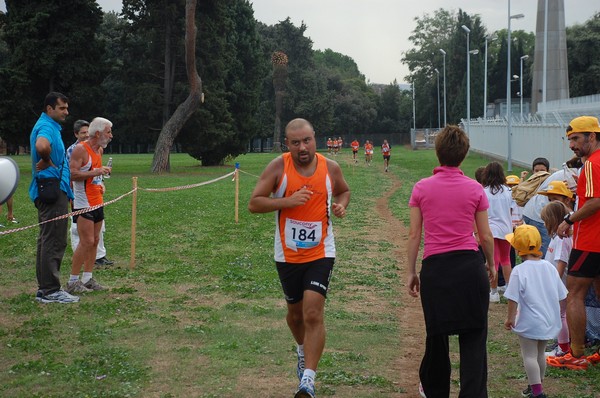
544,235,572,285
484,185,513,239
504,259,568,340
522,170,568,222
511,201,524,228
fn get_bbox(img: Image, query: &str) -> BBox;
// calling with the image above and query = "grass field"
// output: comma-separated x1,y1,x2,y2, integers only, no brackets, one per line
0,148,598,397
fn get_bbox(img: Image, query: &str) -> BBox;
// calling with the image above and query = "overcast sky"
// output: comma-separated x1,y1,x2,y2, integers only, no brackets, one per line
1,1,597,84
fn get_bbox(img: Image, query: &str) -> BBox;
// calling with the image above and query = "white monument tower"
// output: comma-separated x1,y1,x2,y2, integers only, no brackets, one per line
531,0,570,114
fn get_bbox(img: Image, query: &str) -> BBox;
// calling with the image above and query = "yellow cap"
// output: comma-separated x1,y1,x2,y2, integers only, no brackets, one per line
506,175,520,186
537,180,573,199
566,116,600,137
505,224,542,257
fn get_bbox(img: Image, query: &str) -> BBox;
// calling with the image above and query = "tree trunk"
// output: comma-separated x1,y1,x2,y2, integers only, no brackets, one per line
273,90,284,152
151,0,202,173
162,18,172,126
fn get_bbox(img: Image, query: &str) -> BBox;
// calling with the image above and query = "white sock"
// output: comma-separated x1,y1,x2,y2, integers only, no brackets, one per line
491,288,498,294
82,272,93,284
69,275,79,283
302,368,316,383
297,344,304,357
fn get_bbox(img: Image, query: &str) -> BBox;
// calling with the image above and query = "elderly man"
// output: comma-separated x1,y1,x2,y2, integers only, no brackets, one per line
67,120,114,268
66,117,113,294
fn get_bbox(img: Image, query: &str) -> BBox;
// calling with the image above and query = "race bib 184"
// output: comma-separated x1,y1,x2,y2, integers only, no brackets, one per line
285,218,322,251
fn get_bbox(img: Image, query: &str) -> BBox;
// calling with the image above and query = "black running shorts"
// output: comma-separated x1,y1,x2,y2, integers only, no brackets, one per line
568,249,600,278
276,257,334,304
73,207,105,224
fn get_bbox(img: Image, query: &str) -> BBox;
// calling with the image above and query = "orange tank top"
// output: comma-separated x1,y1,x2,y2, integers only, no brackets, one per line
273,153,335,263
73,142,103,208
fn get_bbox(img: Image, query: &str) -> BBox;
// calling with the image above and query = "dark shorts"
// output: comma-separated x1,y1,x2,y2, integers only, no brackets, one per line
276,257,334,304
568,249,600,278
383,155,390,160
352,150,358,154
73,207,105,224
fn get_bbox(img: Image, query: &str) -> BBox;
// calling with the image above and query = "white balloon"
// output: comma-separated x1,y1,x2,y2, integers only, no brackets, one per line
0,157,20,205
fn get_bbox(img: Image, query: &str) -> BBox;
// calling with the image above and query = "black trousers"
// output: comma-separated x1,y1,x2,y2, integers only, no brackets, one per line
419,250,489,398
419,329,488,398
35,191,69,295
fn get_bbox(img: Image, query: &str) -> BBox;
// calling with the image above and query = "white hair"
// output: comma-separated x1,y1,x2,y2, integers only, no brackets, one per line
88,117,113,137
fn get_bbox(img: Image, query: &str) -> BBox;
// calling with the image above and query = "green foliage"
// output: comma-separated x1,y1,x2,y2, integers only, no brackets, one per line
567,12,600,97
181,0,264,166
403,8,534,127
0,0,106,148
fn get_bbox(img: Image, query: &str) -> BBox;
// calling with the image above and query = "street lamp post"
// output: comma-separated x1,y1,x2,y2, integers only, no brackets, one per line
439,49,447,126
506,0,524,172
434,68,441,130
412,83,416,131
520,54,529,121
462,25,471,134
484,35,496,120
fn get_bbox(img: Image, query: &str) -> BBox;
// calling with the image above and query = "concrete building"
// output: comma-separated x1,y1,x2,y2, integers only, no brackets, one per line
531,0,570,114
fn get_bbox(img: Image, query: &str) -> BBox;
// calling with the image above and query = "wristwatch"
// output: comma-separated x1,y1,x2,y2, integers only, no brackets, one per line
564,213,574,225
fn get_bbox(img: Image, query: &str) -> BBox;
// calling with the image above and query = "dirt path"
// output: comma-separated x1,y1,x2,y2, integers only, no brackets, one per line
373,172,425,397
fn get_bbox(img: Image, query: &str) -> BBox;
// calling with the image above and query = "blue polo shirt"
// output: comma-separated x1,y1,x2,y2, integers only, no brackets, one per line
28,113,74,201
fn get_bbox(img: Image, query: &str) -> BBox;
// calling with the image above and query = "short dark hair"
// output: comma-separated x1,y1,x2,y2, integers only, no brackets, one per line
435,125,469,167
565,156,582,169
532,157,550,171
43,92,68,112
73,119,89,134
474,166,486,184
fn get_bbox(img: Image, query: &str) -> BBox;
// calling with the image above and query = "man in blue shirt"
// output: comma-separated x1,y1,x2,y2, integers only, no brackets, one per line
29,92,78,303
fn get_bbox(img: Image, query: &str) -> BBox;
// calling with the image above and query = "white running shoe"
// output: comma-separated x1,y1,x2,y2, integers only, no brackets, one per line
489,292,500,303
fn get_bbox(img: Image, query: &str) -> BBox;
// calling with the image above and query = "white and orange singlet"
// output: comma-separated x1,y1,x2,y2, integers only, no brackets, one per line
273,152,335,263
73,142,104,208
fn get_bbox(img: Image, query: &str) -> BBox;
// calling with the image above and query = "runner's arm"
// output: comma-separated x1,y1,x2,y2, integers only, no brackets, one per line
327,159,350,217
69,144,105,181
248,157,313,213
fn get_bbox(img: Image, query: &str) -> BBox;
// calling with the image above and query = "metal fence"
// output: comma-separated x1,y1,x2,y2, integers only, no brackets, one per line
466,118,572,169
411,94,600,170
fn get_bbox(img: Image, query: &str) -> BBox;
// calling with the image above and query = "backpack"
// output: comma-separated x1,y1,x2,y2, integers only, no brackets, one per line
511,171,551,207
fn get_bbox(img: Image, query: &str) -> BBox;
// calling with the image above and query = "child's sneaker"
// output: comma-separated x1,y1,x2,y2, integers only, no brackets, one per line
545,345,569,357
489,291,500,303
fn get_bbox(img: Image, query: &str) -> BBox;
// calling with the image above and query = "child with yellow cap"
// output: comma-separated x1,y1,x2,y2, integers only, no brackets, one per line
504,224,568,398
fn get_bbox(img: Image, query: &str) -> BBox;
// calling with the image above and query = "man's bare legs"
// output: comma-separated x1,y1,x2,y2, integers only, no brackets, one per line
67,217,103,293
287,291,326,370
286,289,326,397
566,275,594,357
